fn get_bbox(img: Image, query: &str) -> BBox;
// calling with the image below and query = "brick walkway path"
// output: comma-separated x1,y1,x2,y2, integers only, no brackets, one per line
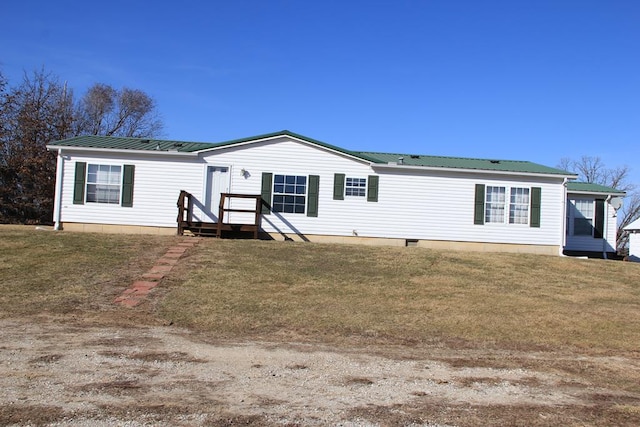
114,238,200,307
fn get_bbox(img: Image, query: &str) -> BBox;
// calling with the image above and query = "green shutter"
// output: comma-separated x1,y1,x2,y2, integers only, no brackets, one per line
594,198,605,239
121,165,135,207
474,184,485,225
73,162,86,205
307,175,320,217
367,175,379,202
333,173,345,200
261,172,272,215
530,187,541,228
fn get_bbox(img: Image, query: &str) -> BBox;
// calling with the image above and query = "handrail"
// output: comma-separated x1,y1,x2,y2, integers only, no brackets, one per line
217,193,262,238
176,190,193,235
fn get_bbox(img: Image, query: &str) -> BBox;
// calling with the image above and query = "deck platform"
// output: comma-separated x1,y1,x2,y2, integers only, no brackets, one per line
177,191,263,239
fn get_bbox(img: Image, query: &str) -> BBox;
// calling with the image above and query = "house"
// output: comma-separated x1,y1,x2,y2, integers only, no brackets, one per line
46,130,623,256
624,218,640,262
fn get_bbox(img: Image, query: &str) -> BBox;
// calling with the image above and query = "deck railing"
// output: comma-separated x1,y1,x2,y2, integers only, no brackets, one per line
177,190,262,239
176,190,193,235
216,193,263,239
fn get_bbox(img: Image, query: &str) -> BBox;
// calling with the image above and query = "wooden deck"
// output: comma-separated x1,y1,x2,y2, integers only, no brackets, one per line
177,190,263,239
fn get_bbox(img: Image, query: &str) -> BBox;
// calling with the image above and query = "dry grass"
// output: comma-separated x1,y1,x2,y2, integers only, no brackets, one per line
3,226,639,354
160,239,640,352
2,228,640,425
0,225,180,317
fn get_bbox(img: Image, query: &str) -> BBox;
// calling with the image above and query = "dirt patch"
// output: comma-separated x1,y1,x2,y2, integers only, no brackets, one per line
1,317,640,426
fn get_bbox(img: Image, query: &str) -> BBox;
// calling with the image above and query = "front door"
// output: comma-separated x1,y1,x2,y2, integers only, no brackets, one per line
205,166,229,221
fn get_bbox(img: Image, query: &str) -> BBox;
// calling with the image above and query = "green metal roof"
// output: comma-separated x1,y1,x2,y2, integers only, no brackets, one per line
48,135,215,152
566,181,625,194
48,131,574,176
47,130,379,160
193,130,382,162
359,151,573,175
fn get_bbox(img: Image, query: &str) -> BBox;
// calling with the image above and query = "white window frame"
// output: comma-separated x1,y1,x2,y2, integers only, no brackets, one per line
345,177,366,197
272,174,307,214
509,187,530,225
485,186,530,225
568,198,594,236
86,164,122,204
485,186,506,223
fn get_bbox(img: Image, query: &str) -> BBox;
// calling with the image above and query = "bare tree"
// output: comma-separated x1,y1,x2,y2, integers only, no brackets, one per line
76,83,163,138
1,68,164,224
0,68,74,223
559,156,639,251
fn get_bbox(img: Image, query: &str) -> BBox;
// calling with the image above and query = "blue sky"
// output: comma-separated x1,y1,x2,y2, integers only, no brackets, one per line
2,1,639,183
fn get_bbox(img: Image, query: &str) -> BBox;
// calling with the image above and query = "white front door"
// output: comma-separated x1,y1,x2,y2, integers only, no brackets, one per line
205,166,229,221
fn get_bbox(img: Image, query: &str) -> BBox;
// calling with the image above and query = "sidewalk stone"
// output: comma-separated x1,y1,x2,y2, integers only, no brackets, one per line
142,273,165,280
115,239,198,307
163,252,182,259
150,265,173,273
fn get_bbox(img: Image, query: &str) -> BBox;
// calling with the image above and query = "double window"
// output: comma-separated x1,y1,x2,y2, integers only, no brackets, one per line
485,186,530,224
475,184,540,227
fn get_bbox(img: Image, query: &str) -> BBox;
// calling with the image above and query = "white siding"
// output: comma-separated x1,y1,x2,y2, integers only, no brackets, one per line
59,152,205,227
629,232,640,262
58,136,567,247
199,137,565,246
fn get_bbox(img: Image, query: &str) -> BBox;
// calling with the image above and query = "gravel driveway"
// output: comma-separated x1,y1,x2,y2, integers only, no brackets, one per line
4,316,635,426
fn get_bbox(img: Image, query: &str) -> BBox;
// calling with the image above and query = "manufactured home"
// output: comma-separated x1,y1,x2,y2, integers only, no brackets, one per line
46,130,623,256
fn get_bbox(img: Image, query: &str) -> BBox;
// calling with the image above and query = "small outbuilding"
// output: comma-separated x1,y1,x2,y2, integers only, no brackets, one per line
624,218,640,262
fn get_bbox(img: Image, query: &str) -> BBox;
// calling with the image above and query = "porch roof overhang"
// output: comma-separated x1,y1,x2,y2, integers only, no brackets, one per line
565,181,626,197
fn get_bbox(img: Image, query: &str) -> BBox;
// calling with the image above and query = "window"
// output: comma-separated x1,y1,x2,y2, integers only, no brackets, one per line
272,174,306,213
509,187,530,224
485,186,506,223
475,184,539,227
570,199,594,236
485,186,530,225
345,177,366,197
86,164,121,204
333,174,378,201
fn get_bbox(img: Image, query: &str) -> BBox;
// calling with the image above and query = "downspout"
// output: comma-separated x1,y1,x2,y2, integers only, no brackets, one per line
603,195,611,259
560,177,568,256
53,148,64,230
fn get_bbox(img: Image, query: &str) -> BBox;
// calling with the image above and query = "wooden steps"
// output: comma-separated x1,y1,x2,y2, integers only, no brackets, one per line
181,221,261,237
177,191,264,239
